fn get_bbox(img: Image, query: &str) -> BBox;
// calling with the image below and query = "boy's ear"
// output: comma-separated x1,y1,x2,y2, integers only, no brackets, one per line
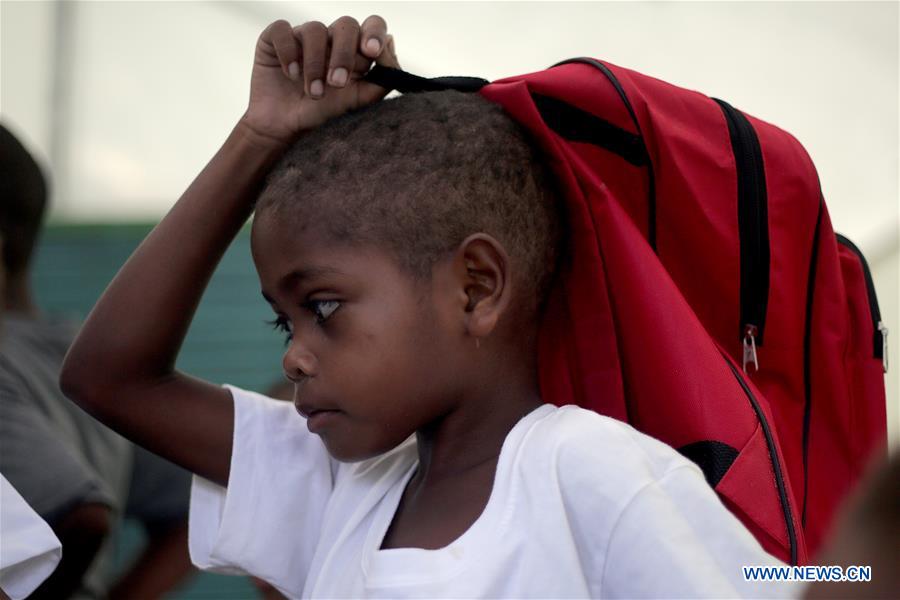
451,233,512,338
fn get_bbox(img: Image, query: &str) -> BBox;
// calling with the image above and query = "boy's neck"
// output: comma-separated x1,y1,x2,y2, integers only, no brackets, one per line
412,360,543,486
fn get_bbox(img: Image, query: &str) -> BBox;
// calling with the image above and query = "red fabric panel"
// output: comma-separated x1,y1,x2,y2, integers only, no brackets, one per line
806,216,854,554
494,62,638,134
592,189,757,449
717,423,807,564
834,242,889,507
569,142,649,241
598,63,742,352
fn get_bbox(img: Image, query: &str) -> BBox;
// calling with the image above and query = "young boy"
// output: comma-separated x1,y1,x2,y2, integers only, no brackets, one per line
61,15,793,598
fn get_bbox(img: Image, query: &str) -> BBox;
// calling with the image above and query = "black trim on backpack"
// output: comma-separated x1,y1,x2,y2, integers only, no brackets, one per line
552,57,658,252
531,93,649,166
801,198,823,528
723,354,799,565
835,233,885,359
677,441,739,487
714,99,770,347
363,65,488,94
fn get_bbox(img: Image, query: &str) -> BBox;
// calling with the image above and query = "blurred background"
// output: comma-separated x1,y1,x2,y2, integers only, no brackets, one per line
2,1,897,598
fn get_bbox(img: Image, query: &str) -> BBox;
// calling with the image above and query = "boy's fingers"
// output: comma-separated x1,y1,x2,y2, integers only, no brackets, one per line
358,34,400,105
359,15,388,58
376,34,400,69
327,16,360,87
261,20,300,79
294,21,329,98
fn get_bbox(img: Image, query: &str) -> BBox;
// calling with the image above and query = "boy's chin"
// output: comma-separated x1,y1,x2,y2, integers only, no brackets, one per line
322,433,409,464
319,436,380,463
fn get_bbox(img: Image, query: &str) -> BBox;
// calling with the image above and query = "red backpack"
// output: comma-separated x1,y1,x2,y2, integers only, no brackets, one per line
367,59,888,565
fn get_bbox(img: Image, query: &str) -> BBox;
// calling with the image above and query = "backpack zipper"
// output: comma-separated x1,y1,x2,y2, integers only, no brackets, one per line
714,99,770,373
835,234,889,372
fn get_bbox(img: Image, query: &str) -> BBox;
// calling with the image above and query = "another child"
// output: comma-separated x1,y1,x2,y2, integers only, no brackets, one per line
0,124,194,600
61,15,793,598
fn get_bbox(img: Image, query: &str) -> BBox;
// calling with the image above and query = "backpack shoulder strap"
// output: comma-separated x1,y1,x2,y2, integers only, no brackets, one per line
364,65,487,94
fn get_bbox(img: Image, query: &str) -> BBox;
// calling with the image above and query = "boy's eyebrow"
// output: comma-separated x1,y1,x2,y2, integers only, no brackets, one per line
261,266,346,304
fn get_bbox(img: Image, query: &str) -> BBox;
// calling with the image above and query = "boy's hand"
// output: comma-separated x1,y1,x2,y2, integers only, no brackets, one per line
242,15,399,144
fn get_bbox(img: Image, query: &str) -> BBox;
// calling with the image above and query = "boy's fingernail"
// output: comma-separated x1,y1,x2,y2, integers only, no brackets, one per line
331,67,348,86
288,62,300,80
366,38,381,55
310,79,324,97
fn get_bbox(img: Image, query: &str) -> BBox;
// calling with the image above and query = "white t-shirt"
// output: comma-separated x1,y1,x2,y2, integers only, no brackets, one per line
189,386,795,598
0,474,62,600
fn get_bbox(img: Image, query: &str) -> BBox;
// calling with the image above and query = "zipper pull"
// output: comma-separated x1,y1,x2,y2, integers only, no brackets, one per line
878,321,889,373
742,324,759,374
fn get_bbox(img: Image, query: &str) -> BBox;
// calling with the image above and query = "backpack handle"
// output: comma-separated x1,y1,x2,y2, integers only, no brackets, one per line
363,64,488,94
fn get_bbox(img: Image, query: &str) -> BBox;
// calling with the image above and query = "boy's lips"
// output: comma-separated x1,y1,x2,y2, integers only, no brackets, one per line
294,401,341,421
297,405,343,433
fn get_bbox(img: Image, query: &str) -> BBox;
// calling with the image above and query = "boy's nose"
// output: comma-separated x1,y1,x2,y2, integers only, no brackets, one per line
282,340,317,381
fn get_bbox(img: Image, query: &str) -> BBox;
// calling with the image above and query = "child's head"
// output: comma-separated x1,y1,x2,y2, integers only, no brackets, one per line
0,124,48,300
251,91,562,461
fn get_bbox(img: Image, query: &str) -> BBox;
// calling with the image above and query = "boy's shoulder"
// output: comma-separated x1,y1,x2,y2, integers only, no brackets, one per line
517,404,704,495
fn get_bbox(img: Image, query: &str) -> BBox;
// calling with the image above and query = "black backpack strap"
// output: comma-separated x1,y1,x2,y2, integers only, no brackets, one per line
363,64,488,94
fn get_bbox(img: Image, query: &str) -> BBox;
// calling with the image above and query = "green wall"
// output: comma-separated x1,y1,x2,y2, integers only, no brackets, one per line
33,224,286,391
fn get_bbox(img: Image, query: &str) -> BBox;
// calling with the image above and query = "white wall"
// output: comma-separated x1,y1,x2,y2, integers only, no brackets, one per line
2,0,897,439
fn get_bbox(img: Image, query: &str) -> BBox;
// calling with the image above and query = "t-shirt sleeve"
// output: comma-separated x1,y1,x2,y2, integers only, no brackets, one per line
600,464,800,599
188,385,337,597
0,475,62,600
0,361,117,523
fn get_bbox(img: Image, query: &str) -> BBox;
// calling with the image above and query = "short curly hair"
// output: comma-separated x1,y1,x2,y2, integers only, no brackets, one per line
256,90,563,322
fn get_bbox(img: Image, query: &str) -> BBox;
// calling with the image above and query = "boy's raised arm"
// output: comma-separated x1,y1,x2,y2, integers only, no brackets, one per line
60,16,398,487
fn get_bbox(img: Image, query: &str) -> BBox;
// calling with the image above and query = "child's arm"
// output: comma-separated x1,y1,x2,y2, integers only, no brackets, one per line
60,17,399,488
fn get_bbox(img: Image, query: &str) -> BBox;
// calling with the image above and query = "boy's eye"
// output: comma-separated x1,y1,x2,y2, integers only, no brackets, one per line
305,299,341,324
